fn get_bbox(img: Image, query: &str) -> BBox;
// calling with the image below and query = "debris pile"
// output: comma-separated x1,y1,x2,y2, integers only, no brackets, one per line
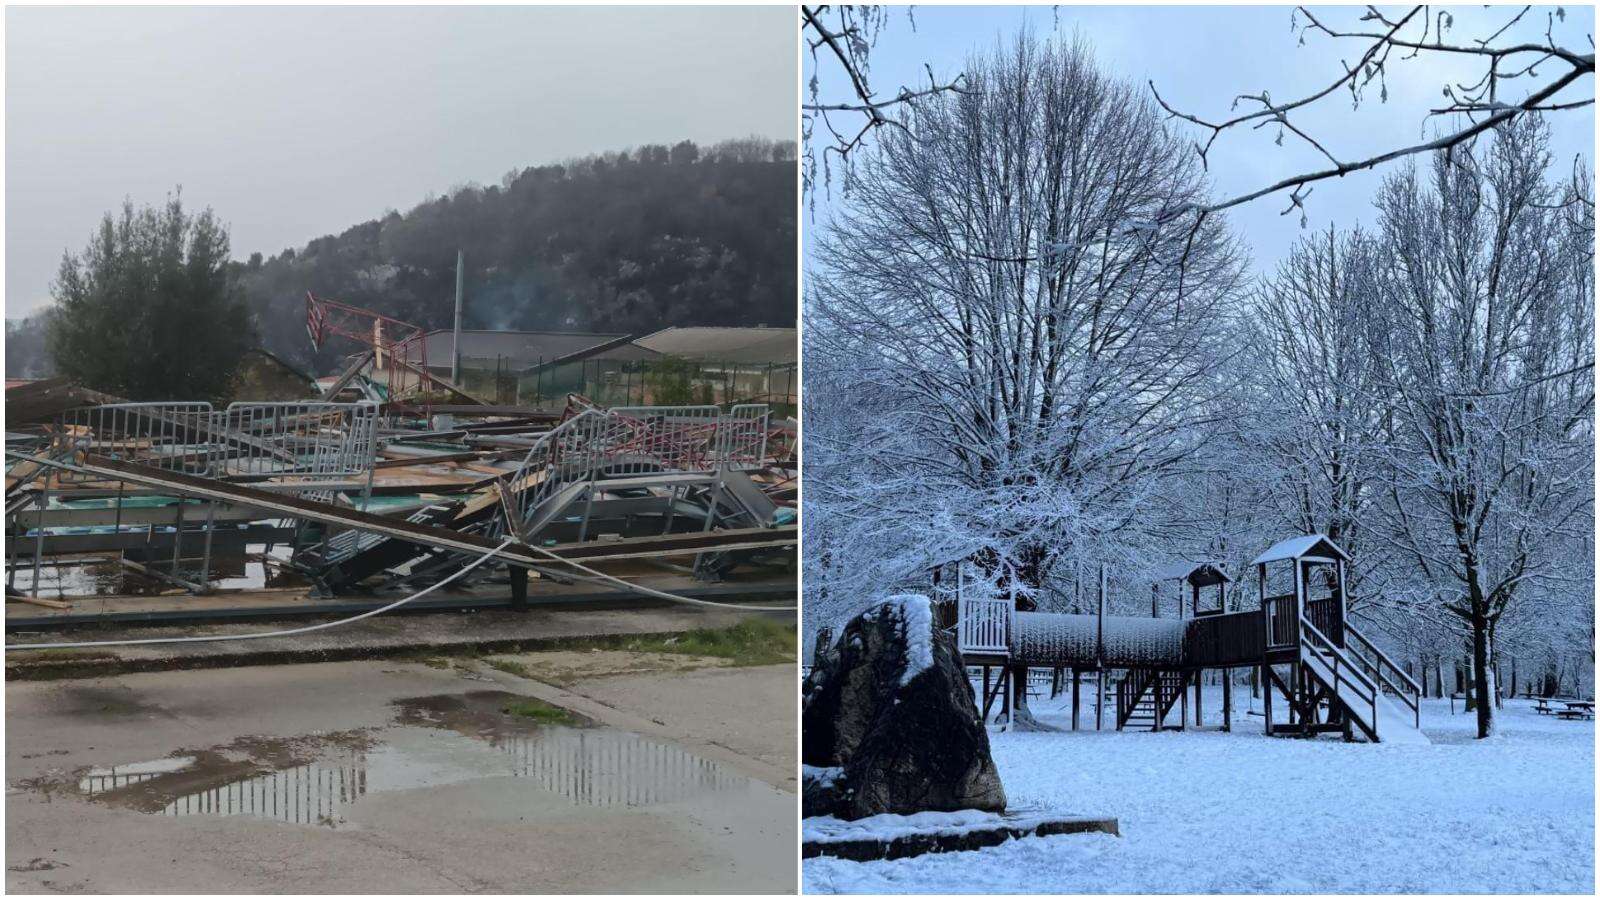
6,381,796,615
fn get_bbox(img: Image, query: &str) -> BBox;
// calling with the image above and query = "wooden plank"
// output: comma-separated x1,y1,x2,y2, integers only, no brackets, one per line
15,503,270,529
5,589,72,610
3,378,123,424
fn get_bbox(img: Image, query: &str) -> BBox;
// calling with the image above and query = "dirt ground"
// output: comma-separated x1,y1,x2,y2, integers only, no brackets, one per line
5,655,797,893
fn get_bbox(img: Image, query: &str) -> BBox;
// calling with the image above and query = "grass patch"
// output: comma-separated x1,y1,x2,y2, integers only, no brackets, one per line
621,617,795,666
501,697,579,725
484,658,535,679
20,647,120,659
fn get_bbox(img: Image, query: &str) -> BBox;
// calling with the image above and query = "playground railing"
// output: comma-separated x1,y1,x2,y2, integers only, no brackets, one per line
1345,622,1423,729
1264,594,1297,647
1301,615,1382,736
958,598,1012,655
1184,609,1266,667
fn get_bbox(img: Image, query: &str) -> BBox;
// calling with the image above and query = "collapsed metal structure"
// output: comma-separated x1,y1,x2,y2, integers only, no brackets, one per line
6,392,796,614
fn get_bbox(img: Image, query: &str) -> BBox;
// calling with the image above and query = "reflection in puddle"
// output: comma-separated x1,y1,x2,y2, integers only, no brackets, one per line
79,756,198,792
491,728,746,807
21,541,309,598
65,715,751,828
156,756,365,825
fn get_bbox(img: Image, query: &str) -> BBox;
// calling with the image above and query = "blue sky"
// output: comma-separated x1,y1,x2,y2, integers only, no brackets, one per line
805,4,1595,277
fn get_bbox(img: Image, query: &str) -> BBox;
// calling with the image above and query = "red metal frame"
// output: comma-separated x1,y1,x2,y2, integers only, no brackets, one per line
304,291,451,401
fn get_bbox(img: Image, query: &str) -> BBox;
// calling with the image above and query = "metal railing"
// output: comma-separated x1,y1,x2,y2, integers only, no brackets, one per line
719,404,771,469
214,402,379,483
56,401,379,486
56,402,217,474
507,404,769,526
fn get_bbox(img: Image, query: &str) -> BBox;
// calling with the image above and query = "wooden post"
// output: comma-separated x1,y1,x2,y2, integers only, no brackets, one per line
1178,676,1188,730
1262,664,1274,735
1096,670,1105,730
1097,566,1107,732
1195,669,1203,727
981,665,992,722
1222,669,1233,732
1071,668,1081,731
509,566,528,611
1335,558,1347,646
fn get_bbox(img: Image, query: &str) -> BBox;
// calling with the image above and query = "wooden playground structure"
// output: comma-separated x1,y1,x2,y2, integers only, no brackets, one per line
948,535,1429,744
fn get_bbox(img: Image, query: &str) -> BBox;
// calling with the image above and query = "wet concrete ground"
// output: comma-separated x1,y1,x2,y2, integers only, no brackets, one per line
6,658,797,892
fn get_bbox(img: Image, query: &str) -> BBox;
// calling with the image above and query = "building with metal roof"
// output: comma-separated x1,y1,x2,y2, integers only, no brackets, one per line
632,326,796,365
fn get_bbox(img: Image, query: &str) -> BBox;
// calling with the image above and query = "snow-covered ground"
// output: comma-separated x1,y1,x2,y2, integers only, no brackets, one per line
804,688,1595,893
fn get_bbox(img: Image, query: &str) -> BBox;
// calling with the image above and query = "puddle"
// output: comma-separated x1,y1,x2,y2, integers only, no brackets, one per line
18,692,757,829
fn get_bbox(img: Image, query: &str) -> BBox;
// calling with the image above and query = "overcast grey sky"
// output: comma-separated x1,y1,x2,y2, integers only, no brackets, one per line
806,4,1594,278
5,5,797,316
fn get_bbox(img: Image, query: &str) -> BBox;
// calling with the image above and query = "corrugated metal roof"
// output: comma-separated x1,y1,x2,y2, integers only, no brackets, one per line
409,330,658,366
633,326,796,364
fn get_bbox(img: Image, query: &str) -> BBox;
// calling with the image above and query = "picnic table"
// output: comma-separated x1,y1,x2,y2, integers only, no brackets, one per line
1554,700,1594,721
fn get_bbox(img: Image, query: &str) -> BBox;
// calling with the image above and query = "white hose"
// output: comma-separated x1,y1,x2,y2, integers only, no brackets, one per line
526,543,797,611
5,538,518,651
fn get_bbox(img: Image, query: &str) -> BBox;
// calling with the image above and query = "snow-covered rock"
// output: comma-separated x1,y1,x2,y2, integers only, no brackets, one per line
803,595,1007,820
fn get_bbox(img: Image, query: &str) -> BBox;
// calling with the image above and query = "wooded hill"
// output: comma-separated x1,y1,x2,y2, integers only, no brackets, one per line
6,137,797,379
244,137,796,373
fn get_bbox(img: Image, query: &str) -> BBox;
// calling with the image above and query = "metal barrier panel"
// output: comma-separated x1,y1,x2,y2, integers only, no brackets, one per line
609,406,724,475
720,404,771,469
217,402,379,480
58,402,216,473
57,401,378,482
496,404,771,527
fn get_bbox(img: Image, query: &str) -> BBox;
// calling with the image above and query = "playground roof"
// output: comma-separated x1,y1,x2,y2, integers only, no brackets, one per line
1251,534,1351,566
1150,561,1232,586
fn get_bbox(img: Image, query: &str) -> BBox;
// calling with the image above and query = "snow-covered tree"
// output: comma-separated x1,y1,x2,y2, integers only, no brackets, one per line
805,32,1245,629
1365,117,1594,738
1241,226,1389,604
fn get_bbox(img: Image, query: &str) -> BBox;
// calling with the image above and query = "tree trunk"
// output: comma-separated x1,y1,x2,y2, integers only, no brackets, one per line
1002,664,1055,732
1470,611,1496,738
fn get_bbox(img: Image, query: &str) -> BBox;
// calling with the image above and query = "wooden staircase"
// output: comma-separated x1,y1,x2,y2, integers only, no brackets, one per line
1260,617,1430,744
1116,669,1190,731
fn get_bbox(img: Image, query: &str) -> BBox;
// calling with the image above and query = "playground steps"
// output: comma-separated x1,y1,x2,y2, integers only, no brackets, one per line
1117,669,1189,731
1298,645,1430,745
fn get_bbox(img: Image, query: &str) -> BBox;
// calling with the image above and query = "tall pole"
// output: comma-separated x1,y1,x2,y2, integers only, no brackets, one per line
1096,563,1106,731
451,249,465,382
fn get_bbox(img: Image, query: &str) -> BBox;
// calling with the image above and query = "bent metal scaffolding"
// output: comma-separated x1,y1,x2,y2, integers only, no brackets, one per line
5,395,796,620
